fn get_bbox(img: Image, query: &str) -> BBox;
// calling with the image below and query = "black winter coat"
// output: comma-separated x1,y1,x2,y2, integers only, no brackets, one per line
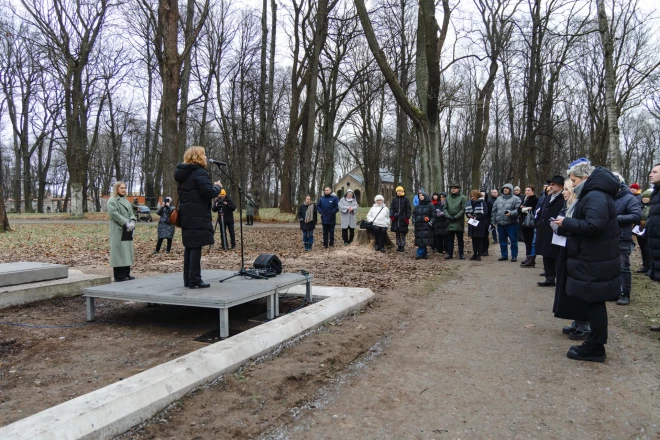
558,167,621,303
466,198,488,238
553,208,588,321
390,195,412,233
174,163,222,248
431,198,448,236
412,196,434,247
518,195,539,229
298,203,318,231
613,187,641,246
535,192,564,258
212,195,236,224
647,184,660,281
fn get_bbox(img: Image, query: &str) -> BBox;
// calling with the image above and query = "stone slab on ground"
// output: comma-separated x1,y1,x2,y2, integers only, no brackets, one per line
0,270,110,309
0,285,374,440
0,262,68,288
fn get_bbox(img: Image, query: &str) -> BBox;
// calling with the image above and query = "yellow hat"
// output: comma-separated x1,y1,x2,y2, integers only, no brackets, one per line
220,189,226,196
396,186,405,195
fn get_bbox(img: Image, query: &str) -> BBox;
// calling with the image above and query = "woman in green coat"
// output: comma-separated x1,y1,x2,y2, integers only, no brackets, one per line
107,181,137,281
245,194,256,225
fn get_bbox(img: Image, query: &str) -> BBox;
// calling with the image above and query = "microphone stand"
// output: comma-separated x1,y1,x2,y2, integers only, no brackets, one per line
211,161,266,281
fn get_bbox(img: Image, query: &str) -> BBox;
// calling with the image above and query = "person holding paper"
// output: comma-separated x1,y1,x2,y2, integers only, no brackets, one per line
491,183,522,262
636,189,652,274
466,190,488,261
535,176,565,287
553,179,591,341
612,173,642,305
552,160,620,363
107,181,137,282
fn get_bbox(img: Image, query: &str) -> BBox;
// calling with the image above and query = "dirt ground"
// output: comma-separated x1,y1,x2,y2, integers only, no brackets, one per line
1,226,659,439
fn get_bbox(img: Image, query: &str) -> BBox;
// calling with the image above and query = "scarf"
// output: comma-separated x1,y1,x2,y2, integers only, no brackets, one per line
304,201,315,223
566,181,585,218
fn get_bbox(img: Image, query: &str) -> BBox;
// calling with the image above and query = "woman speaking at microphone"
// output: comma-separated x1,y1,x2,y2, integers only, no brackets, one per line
174,146,222,288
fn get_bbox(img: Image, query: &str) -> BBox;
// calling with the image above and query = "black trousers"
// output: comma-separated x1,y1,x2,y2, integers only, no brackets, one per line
224,223,236,248
342,227,355,244
183,247,202,286
447,231,464,257
113,266,130,280
155,238,172,252
322,224,335,247
638,236,649,269
434,234,446,253
482,233,490,254
472,237,483,257
543,256,557,280
373,226,387,249
522,227,534,256
246,215,254,225
586,301,608,345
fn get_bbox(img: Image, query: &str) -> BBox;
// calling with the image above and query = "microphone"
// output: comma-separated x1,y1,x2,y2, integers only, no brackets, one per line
208,159,227,166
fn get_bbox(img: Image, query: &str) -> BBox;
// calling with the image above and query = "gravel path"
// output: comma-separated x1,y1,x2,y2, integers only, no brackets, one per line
271,258,660,439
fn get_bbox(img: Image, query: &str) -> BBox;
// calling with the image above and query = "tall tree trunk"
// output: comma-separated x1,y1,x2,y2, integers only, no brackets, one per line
597,0,621,171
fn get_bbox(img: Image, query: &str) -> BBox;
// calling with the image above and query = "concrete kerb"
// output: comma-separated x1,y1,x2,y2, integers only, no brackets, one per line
0,286,375,440
0,270,111,309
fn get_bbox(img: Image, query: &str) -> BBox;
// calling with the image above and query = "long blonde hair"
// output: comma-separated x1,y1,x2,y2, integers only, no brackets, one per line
111,181,127,198
563,179,576,208
183,146,207,167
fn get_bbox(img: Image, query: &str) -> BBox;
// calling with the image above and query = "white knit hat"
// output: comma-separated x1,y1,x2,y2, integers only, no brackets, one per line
374,195,384,202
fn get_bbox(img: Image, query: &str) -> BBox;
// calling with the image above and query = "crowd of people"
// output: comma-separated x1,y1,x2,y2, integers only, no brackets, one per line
106,147,660,362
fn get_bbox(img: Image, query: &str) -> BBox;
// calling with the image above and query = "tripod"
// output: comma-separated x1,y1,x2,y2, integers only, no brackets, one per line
212,200,229,251
211,162,265,282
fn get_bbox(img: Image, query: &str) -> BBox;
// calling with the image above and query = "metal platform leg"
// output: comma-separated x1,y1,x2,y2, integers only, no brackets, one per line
274,293,280,317
86,297,96,322
306,279,313,303
267,294,275,320
219,308,229,338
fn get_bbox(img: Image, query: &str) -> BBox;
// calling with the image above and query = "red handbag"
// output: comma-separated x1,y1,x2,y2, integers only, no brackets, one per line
169,198,181,227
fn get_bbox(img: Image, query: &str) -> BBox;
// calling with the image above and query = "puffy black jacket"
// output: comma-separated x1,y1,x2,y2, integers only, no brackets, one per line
558,167,621,303
212,195,236,224
647,184,660,281
614,187,641,245
431,193,448,236
412,194,434,247
174,163,222,248
389,195,412,233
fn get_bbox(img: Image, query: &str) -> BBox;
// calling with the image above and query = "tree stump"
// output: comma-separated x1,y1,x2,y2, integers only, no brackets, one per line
356,228,394,247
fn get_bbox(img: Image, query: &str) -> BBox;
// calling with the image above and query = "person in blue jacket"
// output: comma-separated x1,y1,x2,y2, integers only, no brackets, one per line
317,187,340,248
413,187,425,207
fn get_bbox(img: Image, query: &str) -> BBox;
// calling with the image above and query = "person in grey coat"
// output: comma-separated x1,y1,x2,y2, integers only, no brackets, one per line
154,196,175,254
491,183,522,262
612,173,642,305
107,181,137,281
245,194,256,225
338,189,359,245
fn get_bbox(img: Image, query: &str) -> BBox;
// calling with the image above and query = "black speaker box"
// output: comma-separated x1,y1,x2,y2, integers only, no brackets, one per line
253,253,282,274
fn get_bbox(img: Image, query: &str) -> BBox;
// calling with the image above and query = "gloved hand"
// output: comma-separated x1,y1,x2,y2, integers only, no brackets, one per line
446,215,455,221
125,221,135,232
550,221,559,234
424,216,430,222
404,218,410,225
390,216,395,222
522,207,531,213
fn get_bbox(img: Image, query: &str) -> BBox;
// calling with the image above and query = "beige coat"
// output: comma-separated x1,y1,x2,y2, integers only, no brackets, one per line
108,196,136,267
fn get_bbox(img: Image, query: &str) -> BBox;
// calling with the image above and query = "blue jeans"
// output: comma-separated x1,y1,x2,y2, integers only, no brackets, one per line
416,246,428,258
531,229,536,256
302,230,314,250
497,223,519,258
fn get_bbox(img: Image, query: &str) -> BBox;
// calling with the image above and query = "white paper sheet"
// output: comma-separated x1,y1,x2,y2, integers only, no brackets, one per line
632,225,646,236
552,233,567,247
468,218,480,227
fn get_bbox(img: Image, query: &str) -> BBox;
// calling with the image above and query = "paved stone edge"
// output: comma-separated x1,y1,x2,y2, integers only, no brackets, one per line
0,286,375,440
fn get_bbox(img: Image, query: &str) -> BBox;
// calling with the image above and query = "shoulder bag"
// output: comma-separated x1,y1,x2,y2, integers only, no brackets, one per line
169,198,181,227
359,206,384,230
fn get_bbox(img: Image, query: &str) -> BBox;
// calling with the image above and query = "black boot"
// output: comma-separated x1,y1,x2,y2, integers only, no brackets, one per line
519,256,530,266
562,321,578,335
567,341,606,363
617,294,630,305
568,322,591,340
